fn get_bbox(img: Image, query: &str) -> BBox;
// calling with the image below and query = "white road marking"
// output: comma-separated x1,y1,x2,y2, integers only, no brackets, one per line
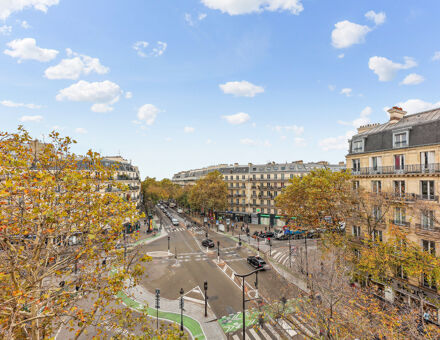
249,328,262,339
232,335,240,340
279,319,297,337
265,323,281,340
258,326,272,340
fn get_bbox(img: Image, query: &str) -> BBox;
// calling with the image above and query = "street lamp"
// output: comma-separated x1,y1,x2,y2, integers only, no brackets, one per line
204,281,208,317
217,241,220,263
180,288,184,332
257,237,260,256
235,268,263,340
167,236,170,254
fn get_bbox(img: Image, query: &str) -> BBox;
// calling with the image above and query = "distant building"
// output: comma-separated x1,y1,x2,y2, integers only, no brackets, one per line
172,160,345,226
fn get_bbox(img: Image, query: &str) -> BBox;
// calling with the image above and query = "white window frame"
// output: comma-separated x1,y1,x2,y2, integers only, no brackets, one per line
352,139,364,153
393,130,409,149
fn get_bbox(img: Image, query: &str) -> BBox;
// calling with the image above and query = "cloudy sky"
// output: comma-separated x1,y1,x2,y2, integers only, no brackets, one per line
1,1,440,179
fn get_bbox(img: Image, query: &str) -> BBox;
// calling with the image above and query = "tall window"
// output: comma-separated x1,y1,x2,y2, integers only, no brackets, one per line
352,159,360,172
372,180,381,193
396,265,408,279
352,140,364,153
394,154,405,171
394,207,406,225
421,210,435,229
422,240,436,255
260,174,264,179
253,174,256,180
372,230,383,242
393,131,408,148
267,174,270,179
421,151,435,170
281,173,285,180
394,181,405,197
373,206,382,222
370,156,382,172
421,181,435,200
274,174,278,180
353,181,360,191
352,225,361,237
225,176,228,180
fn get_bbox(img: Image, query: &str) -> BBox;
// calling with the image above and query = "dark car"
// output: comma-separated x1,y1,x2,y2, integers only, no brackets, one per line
247,256,267,270
259,231,275,239
201,239,215,248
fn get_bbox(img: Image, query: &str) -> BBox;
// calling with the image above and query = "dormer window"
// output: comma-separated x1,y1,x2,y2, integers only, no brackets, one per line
393,131,409,148
352,139,364,153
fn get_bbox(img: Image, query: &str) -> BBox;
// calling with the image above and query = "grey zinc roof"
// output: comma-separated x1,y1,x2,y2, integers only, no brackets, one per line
355,107,440,138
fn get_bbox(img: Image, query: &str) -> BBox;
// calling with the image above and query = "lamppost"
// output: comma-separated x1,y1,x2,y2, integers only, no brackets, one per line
304,235,309,285
268,238,272,257
180,288,184,332
167,236,170,254
257,237,260,256
235,268,263,340
204,281,208,317
217,241,220,263
155,289,160,329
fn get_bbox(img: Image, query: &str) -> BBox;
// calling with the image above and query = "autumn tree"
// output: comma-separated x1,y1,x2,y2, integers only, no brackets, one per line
188,170,227,213
0,128,174,339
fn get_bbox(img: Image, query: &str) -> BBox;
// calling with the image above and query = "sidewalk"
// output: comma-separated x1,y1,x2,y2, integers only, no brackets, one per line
121,284,226,340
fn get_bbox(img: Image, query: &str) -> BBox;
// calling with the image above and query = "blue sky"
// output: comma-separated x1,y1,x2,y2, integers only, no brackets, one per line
1,0,440,179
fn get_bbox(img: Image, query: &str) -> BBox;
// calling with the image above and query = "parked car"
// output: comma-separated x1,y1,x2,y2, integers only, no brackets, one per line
259,231,275,239
201,239,215,248
172,218,179,226
247,256,267,270
177,208,183,214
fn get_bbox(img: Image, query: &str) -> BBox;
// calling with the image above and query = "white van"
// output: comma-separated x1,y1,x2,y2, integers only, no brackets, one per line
172,218,179,226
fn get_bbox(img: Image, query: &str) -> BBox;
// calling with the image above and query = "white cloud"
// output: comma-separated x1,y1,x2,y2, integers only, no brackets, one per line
328,85,336,91
185,12,207,26
365,10,386,26
0,0,59,20
368,56,417,82
432,51,440,61
338,53,344,59
21,21,31,29
340,88,352,97
273,125,304,135
251,122,257,128
338,106,372,127
137,104,160,126
319,130,356,151
331,20,371,49
184,126,195,133
240,138,258,146
133,41,167,57
396,99,440,114
219,80,264,97
125,92,133,99
20,115,43,122
44,49,109,80
75,127,87,134
206,138,212,144
0,25,12,35
4,38,58,62
294,137,307,147
201,0,303,15
222,112,250,125
1,100,41,109
400,73,424,85
56,80,122,112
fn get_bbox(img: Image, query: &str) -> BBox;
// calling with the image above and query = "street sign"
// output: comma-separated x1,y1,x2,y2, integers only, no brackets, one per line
155,289,160,309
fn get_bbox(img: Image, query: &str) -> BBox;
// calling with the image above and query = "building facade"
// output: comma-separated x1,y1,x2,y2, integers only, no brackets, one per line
173,160,345,226
346,106,440,320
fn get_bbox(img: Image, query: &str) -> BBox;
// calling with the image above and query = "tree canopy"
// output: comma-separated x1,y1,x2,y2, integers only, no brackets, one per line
188,171,228,212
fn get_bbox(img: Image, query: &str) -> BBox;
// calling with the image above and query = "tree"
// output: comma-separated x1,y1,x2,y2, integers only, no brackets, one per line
188,171,227,213
0,128,173,339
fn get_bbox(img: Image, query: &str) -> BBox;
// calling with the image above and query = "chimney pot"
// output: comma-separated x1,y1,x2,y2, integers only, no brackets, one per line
387,107,406,124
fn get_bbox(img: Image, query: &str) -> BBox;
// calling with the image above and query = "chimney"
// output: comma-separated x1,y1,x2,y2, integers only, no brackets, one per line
387,106,406,124
357,123,380,134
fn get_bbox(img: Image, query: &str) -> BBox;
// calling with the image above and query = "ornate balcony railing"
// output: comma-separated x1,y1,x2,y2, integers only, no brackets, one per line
352,163,440,176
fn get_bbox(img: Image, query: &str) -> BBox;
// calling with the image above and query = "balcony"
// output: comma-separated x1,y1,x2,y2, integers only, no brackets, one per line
352,163,440,176
415,223,440,235
389,219,410,228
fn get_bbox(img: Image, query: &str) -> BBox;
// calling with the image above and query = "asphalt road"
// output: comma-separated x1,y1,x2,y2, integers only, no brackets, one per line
139,208,301,320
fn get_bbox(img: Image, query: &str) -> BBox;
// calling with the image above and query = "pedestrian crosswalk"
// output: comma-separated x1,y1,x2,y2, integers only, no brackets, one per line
230,321,294,339
165,227,186,233
270,248,296,268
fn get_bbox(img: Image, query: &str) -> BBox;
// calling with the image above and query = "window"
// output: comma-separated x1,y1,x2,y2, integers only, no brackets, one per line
396,265,408,279
421,210,435,229
225,176,228,180
253,199,256,205
372,230,383,242
352,159,360,172
253,208,256,213
267,200,271,206
260,174,264,179
267,174,270,179
274,174,278,180
394,154,405,171
394,207,406,225
372,180,381,193
267,191,270,197
236,199,239,204
370,156,382,172
242,199,245,204
393,131,408,148
394,181,405,197
353,181,359,191
253,174,256,180
423,273,436,290
242,190,245,195
352,140,364,153
421,151,435,169
352,226,361,237
281,174,285,180
290,174,294,179
422,240,435,255
421,181,435,200
252,191,256,196
261,208,265,213
236,175,239,180
373,206,382,222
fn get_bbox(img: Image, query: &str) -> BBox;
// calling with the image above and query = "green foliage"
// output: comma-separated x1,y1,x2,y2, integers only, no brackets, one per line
188,171,228,212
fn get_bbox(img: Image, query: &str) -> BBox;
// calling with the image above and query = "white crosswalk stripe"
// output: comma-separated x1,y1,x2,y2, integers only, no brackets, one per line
249,328,261,339
232,335,240,340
